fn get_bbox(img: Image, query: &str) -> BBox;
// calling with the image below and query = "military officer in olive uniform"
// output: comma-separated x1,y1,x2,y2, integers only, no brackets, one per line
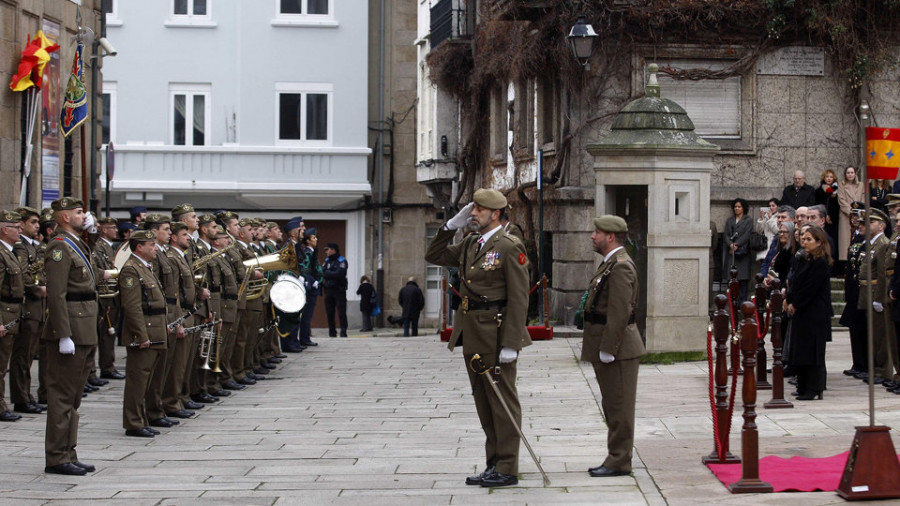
120,230,168,437
190,214,224,402
162,221,199,417
92,216,124,380
425,188,531,488
10,206,47,414
840,202,868,379
859,208,894,384
582,215,645,477
43,197,105,475
0,210,25,422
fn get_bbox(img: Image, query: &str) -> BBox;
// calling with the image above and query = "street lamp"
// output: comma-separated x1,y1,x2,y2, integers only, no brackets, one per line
567,15,597,68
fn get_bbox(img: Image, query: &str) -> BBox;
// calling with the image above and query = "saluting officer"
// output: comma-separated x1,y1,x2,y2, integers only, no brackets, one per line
43,197,105,475
425,188,531,488
10,206,47,414
0,210,25,422
119,230,167,438
582,216,645,478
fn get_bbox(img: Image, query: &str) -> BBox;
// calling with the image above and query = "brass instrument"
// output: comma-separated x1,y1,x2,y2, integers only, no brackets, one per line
237,246,298,301
199,313,222,371
99,269,119,299
25,258,44,284
192,241,236,273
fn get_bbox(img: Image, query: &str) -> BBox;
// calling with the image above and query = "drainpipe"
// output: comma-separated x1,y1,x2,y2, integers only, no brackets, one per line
376,0,386,326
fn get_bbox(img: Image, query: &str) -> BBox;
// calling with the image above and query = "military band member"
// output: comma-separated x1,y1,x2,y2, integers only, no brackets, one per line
582,215,645,477
206,225,238,397
425,188,531,488
859,208,893,384
43,197,104,475
91,216,124,380
163,221,199,418
120,230,167,438
190,214,224,402
10,206,47,414
0,210,25,422
35,209,56,407
216,213,249,390
172,203,206,411
234,218,266,380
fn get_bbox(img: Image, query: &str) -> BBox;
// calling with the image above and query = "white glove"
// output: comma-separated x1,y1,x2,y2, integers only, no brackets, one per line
599,351,615,363
312,281,319,289
83,212,96,233
874,301,884,313
59,337,76,355
446,203,474,230
498,347,518,364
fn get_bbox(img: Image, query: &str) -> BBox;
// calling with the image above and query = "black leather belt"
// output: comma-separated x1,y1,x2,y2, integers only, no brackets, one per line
66,292,96,302
143,308,166,316
0,295,22,304
223,294,238,300
584,312,636,325
209,287,221,293
461,297,507,312
181,303,194,310
165,297,178,305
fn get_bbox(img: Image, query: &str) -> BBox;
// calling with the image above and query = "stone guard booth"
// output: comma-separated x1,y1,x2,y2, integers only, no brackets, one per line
586,64,718,352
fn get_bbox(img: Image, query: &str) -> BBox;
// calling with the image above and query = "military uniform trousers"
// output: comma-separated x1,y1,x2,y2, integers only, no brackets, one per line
217,317,240,384
124,346,164,430
45,343,94,467
0,330,15,412
162,319,193,414
592,357,640,472
97,298,119,374
232,309,256,381
181,314,203,403
243,308,264,374
10,316,42,405
463,353,521,476
874,309,894,379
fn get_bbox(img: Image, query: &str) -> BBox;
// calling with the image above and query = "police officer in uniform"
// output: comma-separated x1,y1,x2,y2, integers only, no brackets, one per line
425,188,531,488
119,230,168,437
0,210,25,422
322,242,349,338
43,197,104,475
582,215,646,477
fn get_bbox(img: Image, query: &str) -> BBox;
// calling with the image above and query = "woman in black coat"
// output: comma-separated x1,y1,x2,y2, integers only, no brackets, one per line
356,276,375,332
724,198,754,303
785,225,833,400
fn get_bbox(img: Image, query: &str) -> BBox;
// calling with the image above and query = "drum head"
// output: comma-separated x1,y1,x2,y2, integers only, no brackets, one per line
270,275,306,313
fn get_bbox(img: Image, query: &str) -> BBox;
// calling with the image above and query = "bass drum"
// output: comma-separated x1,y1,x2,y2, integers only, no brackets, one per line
269,274,306,336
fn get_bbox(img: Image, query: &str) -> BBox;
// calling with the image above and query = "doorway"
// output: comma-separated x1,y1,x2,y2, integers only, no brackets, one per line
612,185,648,341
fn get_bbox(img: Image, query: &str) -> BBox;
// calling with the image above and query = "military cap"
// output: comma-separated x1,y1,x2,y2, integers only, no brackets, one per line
40,210,54,224
97,216,118,225
326,242,339,250
198,214,217,225
51,197,83,211
254,218,267,226
266,221,279,229
216,210,238,221
0,210,22,224
284,217,303,232
867,207,889,223
144,213,170,225
130,229,156,242
129,206,147,215
238,217,254,227
213,224,229,238
887,194,900,206
593,215,628,233
850,201,865,215
170,222,188,233
118,222,137,232
171,203,195,216
15,206,39,219
472,188,508,210
304,227,318,237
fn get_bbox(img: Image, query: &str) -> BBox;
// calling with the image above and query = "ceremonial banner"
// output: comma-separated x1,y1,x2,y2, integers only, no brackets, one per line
866,127,900,180
8,30,59,91
59,40,88,137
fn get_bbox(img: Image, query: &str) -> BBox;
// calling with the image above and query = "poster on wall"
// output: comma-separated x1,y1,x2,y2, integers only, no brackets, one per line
40,19,61,209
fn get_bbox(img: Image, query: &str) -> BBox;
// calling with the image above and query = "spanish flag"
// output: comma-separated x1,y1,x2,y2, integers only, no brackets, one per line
867,127,900,180
8,31,59,92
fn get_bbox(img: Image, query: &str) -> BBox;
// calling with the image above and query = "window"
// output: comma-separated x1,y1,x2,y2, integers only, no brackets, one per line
276,83,333,145
489,85,508,163
536,76,557,148
512,79,535,159
170,84,211,146
654,59,741,138
101,82,117,145
417,61,435,161
168,0,214,26
273,0,337,26
174,0,207,16
102,0,122,25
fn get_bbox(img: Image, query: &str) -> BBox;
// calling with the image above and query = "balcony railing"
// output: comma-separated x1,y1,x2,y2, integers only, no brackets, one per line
430,0,473,48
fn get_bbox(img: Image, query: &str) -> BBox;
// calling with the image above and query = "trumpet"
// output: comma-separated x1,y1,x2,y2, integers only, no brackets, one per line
192,241,236,273
99,269,119,299
238,246,298,300
198,313,223,372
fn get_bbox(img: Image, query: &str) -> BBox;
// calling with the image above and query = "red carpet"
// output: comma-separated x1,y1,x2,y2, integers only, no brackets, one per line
707,451,900,492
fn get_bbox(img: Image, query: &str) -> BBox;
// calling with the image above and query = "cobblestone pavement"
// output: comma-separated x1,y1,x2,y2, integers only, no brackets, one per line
1,327,897,505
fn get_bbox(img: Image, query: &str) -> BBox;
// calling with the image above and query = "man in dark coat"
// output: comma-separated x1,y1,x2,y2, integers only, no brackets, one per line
780,170,817,209
398,277,425,336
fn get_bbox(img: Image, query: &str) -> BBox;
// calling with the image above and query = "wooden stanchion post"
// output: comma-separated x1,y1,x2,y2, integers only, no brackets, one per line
728,267,741,375
702,294,740,464
542,274,550,328
730,302,773,494
764,279,792,409
754,274,772,390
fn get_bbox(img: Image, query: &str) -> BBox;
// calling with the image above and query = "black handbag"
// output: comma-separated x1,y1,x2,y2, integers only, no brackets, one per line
749,231,768,252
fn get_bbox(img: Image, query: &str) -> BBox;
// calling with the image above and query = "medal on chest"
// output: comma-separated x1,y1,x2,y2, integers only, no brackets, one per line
481,250,501,271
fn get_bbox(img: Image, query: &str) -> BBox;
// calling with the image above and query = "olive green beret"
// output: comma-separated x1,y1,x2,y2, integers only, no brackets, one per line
170,222,188,233
0,210,22,223
51,197,83,211
198,214,217,225
216,210,238,221
97,216,117,225
266,221,279,229
15,206,39,219
593,215,628,233
144,213,170,225
213,224,229,238
887,194,900,205
130,230,156,242
472,188,508,210
39,209,54,224
867,208,889,223
238,217,254,227
171,203,195,216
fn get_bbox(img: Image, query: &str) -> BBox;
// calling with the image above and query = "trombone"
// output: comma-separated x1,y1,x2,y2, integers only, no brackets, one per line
237,246,298,301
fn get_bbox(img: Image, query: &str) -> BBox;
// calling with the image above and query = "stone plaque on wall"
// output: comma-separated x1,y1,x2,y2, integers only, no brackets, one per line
757,47,825,76
663,258,700,305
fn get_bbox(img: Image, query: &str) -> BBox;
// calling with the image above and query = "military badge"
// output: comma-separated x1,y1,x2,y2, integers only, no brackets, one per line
482,251,501,270
124,277,134,288
518,253,527,265
52,250,62,262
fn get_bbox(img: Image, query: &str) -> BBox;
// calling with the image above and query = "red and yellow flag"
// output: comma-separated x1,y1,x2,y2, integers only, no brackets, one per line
8,31,60,92
867,127,900,180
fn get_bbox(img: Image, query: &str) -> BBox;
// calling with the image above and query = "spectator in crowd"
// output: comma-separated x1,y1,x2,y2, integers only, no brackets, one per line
760,205,795,277
870,179,890,211
765,221,795,286
780,170,816,209
785,226,832,400
837,166,865,271
755,198,780,264
815,170,840,260
398,277,425,337
795,206,809,226
356,276,375,332
322,243,349,338
724,198,753,303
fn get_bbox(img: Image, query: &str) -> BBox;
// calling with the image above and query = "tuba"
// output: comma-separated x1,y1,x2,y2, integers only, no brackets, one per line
238,246,298,301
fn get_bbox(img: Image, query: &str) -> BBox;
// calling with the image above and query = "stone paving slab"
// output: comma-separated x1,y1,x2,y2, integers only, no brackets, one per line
1,327,898,504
